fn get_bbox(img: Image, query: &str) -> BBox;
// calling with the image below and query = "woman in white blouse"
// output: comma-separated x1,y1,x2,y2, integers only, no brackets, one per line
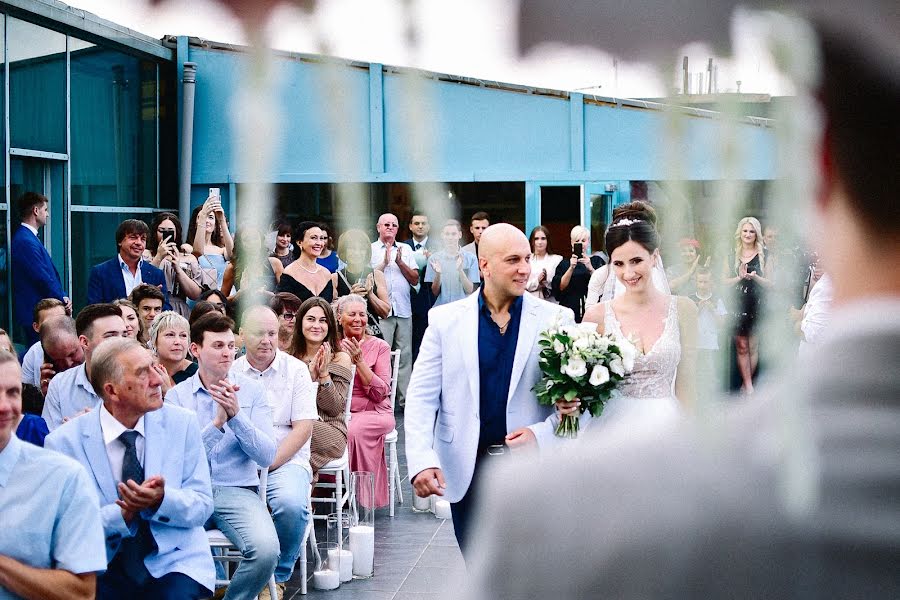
526,226,562,302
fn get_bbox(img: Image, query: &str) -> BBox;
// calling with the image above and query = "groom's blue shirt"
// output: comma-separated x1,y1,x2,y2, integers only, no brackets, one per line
477,291,523,449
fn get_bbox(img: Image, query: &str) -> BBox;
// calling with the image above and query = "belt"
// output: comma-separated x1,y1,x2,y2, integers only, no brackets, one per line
477,443,509,458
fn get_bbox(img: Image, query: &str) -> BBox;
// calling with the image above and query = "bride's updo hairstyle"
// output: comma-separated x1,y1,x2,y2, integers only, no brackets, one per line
612,200,658,228
605,218,660,258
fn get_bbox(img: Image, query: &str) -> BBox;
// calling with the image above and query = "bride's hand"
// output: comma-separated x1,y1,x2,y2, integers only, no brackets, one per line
555,399,581,416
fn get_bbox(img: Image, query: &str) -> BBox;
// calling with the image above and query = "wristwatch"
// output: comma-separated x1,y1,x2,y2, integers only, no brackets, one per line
320,379,333,388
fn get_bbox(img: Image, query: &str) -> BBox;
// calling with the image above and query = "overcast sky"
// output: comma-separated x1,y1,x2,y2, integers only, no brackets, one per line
70,0,791,98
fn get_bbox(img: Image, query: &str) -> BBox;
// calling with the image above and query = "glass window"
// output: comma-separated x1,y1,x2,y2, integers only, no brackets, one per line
0,210,8,336
8,18,66,153
71,42,158,207
70,211,153,311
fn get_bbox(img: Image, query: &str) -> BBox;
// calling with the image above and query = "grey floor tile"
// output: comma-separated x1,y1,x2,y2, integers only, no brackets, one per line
415,545,465,569
397,566,466,595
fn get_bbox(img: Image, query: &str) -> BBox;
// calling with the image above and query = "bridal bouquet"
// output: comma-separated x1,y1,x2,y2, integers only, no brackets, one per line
532,321,636,438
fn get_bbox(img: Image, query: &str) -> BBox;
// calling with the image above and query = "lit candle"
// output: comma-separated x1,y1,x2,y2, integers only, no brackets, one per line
434,499,452,519
349,525,375,577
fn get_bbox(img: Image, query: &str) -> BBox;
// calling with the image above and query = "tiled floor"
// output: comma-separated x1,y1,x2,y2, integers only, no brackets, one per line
284,413,466,600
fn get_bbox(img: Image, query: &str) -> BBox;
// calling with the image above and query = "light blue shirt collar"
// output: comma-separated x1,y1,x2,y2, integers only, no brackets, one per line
118,254,143,273
0,435,23,487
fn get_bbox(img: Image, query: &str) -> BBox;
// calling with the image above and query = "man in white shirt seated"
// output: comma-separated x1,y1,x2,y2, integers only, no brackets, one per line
20,298,67,387
234,306,318,598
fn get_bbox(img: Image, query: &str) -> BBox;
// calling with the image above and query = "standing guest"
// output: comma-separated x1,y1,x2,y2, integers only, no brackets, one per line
794,271,834,360
234,306,318,596
187,194,234,290
10,192,71,343
165,312,278,600
148,312,197,390
689,267,728,404
721,216,773,394
551,225,604,322
46,339,215,599
268,292,302,352
461,11,900,598
34,315,84,398
269,221,295,269
146,212,209,319
333,230,391,331
461,211,490,266
20,298,67,387
336,294,395,507
0,351,106,600
667,238,702,295
222,227,283,299
290,297,354,477
278,221,334,302
370,213,419,407
404,224,574,554
130,284,166,345
403,211,437,360
425,219,480,308
525,226,562,301
112,299,144,342
43,304,127,431
87,219,170,309
315,222,343,274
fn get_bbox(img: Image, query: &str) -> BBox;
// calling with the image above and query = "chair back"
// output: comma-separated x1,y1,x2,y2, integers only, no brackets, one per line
388,349,400,411
344,365,356,425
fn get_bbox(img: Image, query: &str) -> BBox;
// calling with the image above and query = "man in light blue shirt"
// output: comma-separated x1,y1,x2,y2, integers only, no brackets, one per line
425,219,480,308
0,350,106,600
43,304,127,430
166,311,278,600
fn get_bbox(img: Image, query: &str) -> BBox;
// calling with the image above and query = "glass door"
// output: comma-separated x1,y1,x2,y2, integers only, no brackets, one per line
584,183,618,260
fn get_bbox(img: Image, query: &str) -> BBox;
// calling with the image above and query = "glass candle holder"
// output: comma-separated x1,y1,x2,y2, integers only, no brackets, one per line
348,471,375,578
312,542,341,591
327,513,353,583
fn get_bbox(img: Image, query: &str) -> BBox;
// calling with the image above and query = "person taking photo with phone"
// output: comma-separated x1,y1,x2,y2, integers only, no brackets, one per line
551,225,604,322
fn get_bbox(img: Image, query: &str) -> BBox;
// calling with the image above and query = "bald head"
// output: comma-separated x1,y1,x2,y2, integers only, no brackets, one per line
41,315,85,373
40,315,77,347
478,224,529,261
478,224,532,301
376,213,400,243
240,304,278,329
240,305,279,369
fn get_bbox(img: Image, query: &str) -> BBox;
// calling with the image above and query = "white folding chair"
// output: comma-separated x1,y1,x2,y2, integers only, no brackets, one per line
385,349,403,517
207,468,277,599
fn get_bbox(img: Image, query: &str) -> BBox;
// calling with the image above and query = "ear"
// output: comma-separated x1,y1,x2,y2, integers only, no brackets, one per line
79,335,90,352
189,342,199,359
103,382,117,402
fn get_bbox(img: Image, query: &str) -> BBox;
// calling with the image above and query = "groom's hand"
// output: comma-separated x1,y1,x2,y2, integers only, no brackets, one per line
412,468,446,498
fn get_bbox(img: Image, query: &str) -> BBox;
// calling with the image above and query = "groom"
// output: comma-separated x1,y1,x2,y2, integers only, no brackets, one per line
405,223,574,553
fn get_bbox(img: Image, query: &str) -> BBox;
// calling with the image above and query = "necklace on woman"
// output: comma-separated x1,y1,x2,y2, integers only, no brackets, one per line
296,260,320,274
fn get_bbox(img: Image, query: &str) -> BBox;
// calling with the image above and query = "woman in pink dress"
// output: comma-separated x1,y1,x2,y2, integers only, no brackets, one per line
337,293,395,507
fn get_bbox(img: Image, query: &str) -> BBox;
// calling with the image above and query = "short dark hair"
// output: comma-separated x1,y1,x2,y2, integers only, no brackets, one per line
269,292,302,316
75,304,123,339
409,210,429,223
605,219,660,258
189,301,219,325
115,219,149,247
32,298,66,325
292,221,324,259
471,211,490,224
273,220,292,236
190,311,235,346
16,192,48,221
695,267,713,278
129,283,165,308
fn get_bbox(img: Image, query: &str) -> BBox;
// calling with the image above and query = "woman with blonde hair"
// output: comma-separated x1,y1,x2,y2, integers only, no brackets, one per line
147,311,197,394
551,225,604,322
721,216,772,394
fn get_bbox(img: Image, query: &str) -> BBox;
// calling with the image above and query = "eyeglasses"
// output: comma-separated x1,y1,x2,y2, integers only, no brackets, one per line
282,312,296,320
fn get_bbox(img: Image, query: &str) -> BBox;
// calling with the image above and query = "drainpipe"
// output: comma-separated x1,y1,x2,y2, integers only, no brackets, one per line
179,62,197,229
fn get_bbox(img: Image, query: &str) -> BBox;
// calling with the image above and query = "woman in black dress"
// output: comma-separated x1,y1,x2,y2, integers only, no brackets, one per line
721,217,773,394
551,225,605,322
278,221,335,302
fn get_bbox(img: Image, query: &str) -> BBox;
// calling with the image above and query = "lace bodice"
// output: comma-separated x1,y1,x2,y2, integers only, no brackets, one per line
604,297,681,399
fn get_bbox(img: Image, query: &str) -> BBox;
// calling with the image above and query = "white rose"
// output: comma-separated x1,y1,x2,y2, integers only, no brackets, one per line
619,340,637,372
553,339,566,354
595,335,610,350
609,357,625,377
589,364,610,386
572,336,591,351
562,357,587,378
577,322,598,335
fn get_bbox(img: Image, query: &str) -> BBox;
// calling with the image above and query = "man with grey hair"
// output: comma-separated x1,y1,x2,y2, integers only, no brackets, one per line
46,338,215,598
370,212,419,407
0,350,105,600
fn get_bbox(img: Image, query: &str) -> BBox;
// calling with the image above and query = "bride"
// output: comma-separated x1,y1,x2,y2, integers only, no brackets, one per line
560,217,697,435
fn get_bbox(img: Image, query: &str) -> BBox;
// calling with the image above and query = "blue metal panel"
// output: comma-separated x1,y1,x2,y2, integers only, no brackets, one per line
569,93,584,172
369,63,384,173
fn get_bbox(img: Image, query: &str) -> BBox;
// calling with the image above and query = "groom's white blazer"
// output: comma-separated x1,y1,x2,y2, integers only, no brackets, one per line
405,291,574,503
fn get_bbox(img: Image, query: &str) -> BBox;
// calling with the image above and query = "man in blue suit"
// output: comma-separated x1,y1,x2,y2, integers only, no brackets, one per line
11,192,70,344
46,337,215,599
402,210,438,363
87,219,171,309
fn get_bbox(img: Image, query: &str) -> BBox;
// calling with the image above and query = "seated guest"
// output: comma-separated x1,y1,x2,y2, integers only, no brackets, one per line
148,311,197,392
130,284,166,345
198,288,231,318
188,300,220,326
0,350,106,599
34,314,84,398
234,306,317,596
43,304,127,430
0,329,13,356
222,227,283,300
87,219,171,309
290,297,354,478
333,229,391,323
268,292,302,352
165,312,278,600
21,298,67,387
336,294,394,507
113,298,144,341
46,338,215,599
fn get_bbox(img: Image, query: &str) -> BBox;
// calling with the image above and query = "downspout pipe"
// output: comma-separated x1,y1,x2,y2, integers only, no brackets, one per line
179,62,197,229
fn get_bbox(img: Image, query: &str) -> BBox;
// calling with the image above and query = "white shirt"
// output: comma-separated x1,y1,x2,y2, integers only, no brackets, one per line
21,341,43,387
371,240,419,318
694,294,728,350
99,403,146,483
232,351,318,474
22,222,39,236
118,254,144,297
800,273,834,359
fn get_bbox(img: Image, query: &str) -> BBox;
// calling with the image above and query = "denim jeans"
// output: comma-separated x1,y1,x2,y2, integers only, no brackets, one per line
208,486,279,600
267,463,313,582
